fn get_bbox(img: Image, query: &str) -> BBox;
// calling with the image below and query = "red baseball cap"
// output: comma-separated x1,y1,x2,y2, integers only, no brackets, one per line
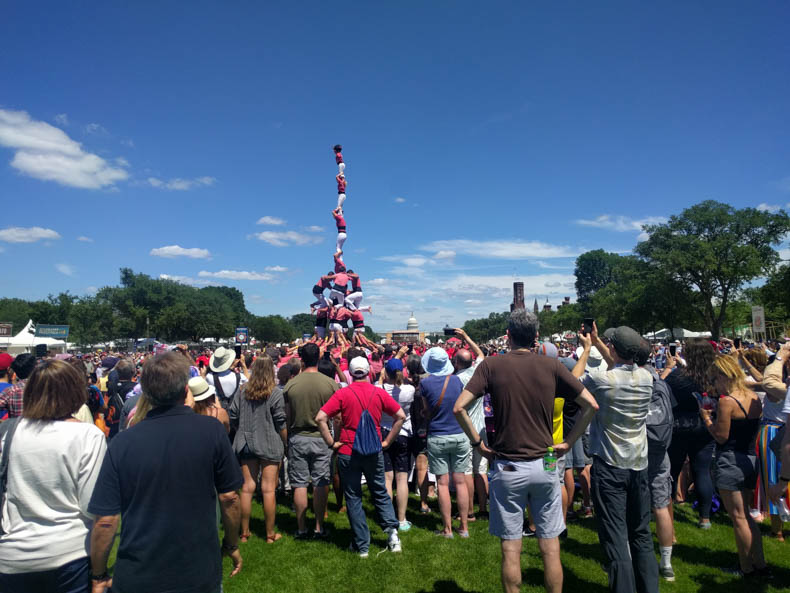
0,353,14,371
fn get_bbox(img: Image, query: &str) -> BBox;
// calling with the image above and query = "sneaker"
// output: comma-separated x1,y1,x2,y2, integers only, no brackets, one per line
359,551,369,559
698,520,712,530
348,542,369,558
294,530,310,540
659,565,675,582
313,528,331,540
387,529,402,553
522,525,537,538
398,520,412,532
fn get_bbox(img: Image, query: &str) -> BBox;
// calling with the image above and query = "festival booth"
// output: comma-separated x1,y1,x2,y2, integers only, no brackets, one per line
0,320,67,355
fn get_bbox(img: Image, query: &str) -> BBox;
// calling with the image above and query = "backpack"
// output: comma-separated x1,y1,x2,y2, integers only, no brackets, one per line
646,378,674,452
212,371,241,411
348,384,383,456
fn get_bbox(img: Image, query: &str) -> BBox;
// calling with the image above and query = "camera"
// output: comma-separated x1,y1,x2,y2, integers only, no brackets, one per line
443,326,456,337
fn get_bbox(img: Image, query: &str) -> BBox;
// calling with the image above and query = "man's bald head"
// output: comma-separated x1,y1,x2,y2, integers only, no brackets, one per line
453,348,473,371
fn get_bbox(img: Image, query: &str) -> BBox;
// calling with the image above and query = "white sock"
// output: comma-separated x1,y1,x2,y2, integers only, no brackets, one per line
660,546,672,568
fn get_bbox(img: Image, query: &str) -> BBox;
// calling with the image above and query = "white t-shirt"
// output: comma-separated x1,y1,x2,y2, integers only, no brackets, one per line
381,383,415,437
0,419,107,572
780,386,790,419
207,370,247,404
456,359,484,433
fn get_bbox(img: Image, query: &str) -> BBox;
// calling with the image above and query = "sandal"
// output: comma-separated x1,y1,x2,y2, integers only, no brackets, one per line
240,532,251,543
266,533,282,544
434,530,454,539
770,531,784,543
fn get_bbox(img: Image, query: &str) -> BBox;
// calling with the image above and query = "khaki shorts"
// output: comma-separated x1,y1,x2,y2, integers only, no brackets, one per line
427,433,472,475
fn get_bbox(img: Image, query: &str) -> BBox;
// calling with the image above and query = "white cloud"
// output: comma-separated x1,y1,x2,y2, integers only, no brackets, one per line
779,248,790,261
85,285,97,294
257,216,286,226
264,265,288,272
159,274,207,286
252,230,324,247
757,203,782,213
368,278,388,286
464,299,482,304
534,260,572,270
434,250,456,260
115,157,130,167
120,138,134,148
147,176,215,191
0,108,129,189
55,263,75,276
637,231,650,242
77,235,94,242
54,113,69,126
150,245,211,259
574,214,667,232
304,225,325,232
544,281,562,288
198,270,273,281
0,226,61,243
394,197,406,203
420,239,579,259
84,123,108,135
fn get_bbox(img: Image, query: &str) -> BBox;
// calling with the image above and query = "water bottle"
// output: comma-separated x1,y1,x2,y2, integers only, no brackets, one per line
701,392,715,412
544,446,557,472
779,498,790,523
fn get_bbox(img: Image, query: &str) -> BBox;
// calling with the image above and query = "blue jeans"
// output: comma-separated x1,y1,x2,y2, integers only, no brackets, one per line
0,556,90,593
337,452,399,553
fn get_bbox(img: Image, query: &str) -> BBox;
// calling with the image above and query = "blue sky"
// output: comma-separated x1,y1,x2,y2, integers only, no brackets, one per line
2,1,789,332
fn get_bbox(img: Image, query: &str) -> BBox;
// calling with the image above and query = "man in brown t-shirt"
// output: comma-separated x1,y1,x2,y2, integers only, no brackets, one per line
454,309,598,593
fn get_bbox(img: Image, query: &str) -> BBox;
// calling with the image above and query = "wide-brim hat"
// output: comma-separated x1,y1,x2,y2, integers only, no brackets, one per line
188,376,216,402
210,346,234,373
421,347,454,376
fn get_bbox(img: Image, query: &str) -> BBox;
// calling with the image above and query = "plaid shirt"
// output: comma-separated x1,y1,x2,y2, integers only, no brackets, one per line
0,380,26,419
583,365,653,471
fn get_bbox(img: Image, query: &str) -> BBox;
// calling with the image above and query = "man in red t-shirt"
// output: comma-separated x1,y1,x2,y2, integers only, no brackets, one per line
315,357,406,557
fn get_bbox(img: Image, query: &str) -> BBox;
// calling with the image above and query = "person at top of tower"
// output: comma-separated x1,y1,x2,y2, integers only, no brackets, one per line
333,207,347,254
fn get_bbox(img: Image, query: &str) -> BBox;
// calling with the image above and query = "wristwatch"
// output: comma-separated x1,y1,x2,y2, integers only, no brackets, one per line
221,540,239,553
470,439,482,448
91,571,110,581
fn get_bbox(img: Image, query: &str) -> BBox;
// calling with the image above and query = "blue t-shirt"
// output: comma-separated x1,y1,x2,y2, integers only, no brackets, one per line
419,374,464,436
0,381,10,420
88,405,243,593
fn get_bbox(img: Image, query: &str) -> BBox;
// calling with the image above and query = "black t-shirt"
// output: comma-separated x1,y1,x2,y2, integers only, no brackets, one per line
88,405,243,593
664,369,702,416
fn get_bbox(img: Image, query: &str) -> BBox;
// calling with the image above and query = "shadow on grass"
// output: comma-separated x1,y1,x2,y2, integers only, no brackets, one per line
522,566,608,593
415,580,483,593
689,570,772,593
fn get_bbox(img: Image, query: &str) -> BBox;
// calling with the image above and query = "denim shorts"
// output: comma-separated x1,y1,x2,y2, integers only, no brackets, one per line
489,458,565,540
567,436,591,468
382,429,411,473
427,433,472,475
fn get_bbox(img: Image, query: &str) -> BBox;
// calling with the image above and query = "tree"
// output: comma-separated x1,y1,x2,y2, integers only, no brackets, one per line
0,298,32,330
288,313,317,337
462,312,509,343
574,250,622,308
636,201,790,339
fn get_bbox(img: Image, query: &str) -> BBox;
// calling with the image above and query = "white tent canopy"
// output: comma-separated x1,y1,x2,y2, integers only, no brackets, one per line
0,319,67,355
643,328,712,341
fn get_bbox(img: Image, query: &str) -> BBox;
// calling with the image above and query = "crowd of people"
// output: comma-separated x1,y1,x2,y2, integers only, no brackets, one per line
0,310,789,593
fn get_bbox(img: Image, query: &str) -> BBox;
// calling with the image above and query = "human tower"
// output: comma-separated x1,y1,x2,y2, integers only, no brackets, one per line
308,145,375,349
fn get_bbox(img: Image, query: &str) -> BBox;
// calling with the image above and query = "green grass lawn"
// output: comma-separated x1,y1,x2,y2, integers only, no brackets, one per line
213,492,790,593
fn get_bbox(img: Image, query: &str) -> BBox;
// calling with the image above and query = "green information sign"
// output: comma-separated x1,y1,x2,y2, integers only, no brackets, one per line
35,324,70,339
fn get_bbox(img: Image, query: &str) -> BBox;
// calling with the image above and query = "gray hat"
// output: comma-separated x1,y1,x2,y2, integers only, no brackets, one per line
609,326,642,360
603,327,617,340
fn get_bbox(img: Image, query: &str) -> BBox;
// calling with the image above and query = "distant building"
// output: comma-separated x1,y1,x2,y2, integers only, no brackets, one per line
385,312,425,344
511,282,525,312
557,296,571,308
533,298,539,315
543,300,552,312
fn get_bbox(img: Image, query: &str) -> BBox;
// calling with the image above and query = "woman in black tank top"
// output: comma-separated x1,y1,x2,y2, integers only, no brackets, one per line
699,355,767,578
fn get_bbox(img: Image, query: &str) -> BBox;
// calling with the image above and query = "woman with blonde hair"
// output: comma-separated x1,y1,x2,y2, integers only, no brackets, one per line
0,360,107,592
699,354,767,577
229,355,287,543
